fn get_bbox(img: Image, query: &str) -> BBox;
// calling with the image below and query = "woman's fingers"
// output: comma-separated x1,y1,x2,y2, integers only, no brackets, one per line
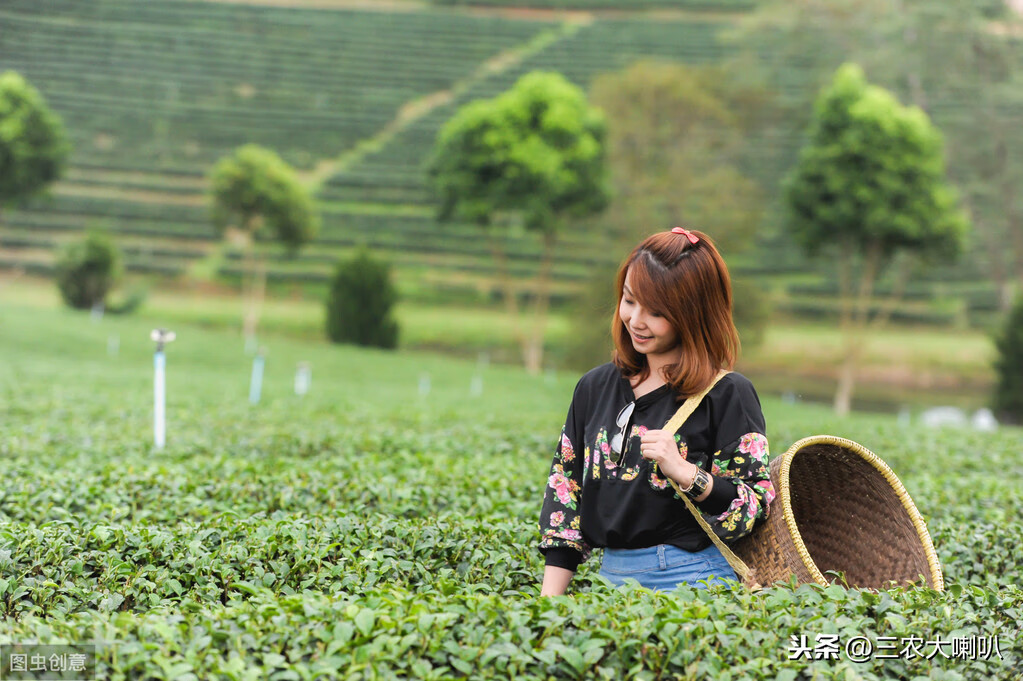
639,431,673,460
641,431,673,450
640,429,672,444
640,429,662,441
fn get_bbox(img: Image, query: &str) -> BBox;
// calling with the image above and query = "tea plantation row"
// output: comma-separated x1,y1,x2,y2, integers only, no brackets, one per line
0,306,1020,679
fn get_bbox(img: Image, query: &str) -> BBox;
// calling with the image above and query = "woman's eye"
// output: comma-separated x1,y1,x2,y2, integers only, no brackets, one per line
623,298,634,305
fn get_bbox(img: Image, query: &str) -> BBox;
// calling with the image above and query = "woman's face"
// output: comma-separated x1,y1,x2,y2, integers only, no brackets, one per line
619,267,680,360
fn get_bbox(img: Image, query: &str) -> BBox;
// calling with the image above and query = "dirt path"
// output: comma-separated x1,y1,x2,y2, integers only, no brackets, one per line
298,17,591,192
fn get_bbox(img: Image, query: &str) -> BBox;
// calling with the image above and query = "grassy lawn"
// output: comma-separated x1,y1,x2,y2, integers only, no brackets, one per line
738,320,996,411
0,275,997,411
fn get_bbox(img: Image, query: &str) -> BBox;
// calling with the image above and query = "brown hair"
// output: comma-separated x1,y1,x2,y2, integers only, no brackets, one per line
611,229,740,400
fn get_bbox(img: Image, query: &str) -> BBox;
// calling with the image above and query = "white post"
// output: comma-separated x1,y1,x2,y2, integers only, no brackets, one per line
418,373,431,397
470,374,483,397
150,329,175,450
250,348,266,405
154,350,166,449
295,362,311,396
897,406,911,428
108,334,120,357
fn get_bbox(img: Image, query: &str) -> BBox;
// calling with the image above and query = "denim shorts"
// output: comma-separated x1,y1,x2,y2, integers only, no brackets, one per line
598,543,738,591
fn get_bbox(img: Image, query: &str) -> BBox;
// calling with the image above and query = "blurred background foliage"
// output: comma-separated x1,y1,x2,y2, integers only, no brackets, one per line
0,0,1020,413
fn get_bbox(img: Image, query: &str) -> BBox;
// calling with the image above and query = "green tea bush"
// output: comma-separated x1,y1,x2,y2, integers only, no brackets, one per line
54,230,122,310
993,295,1023,424
0,306,1020,678
326,247,399,349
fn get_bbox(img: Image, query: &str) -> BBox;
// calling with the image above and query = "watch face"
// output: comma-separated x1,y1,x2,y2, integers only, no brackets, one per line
687,469,709,497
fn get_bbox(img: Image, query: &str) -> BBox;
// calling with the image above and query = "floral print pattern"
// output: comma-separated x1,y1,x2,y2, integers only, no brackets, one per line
538,368,774,569
702,432,775,542
547,464,580,510
560,431,576,463
649,465,670,489
676,435,688,460
738,433,768,462
540,424,593,562
540,526,590,562
594,428,616,474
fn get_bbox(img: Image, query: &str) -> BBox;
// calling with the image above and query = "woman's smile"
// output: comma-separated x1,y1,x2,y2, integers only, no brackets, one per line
619,268,680,360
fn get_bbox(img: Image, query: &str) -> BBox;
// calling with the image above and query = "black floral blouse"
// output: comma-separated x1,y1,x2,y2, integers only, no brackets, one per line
538,363,776,571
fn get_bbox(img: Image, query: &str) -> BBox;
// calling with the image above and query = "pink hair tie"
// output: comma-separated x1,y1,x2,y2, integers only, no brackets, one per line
671,226,699,244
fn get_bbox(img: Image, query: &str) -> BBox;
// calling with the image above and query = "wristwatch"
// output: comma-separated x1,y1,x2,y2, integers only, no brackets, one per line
682,468,710,499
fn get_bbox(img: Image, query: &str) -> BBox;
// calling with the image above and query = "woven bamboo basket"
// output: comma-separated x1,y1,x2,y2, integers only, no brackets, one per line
728,435,944,591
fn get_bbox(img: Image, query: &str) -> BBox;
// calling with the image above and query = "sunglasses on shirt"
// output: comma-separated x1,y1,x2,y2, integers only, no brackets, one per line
609,401,635,465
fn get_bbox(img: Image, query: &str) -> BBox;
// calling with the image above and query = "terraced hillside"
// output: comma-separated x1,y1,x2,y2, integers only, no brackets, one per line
323,17,741,205
0,0,611,304
0,0,1011,326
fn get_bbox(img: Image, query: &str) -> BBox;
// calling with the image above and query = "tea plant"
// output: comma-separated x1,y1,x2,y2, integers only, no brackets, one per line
0,305,1019,679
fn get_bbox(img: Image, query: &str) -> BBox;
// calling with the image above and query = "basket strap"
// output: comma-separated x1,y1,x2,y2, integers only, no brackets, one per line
662,369,729,433
663,370,759,588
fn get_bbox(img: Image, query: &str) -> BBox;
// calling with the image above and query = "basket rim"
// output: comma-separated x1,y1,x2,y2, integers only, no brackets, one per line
777,434,945,591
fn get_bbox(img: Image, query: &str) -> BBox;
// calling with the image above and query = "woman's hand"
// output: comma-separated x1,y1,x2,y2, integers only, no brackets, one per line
640,429,695,487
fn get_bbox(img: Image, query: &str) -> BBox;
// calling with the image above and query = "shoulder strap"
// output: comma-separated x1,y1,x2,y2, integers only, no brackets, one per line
663,369,730,433
664,370,760,589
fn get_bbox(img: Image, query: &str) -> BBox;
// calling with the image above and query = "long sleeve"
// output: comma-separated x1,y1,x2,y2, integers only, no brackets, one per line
695,376,777,543
538,380,592,571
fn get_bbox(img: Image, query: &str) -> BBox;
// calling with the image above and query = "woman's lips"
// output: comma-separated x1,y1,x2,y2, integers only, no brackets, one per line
631,332,652,344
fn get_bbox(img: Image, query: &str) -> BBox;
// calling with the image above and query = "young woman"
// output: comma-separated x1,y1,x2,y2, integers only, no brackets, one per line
538,227,776,595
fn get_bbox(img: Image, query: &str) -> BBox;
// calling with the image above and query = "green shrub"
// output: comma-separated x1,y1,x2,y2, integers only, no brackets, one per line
325,247,399,349
105,285,148,315
54,231,122,310
993,295,1023,424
